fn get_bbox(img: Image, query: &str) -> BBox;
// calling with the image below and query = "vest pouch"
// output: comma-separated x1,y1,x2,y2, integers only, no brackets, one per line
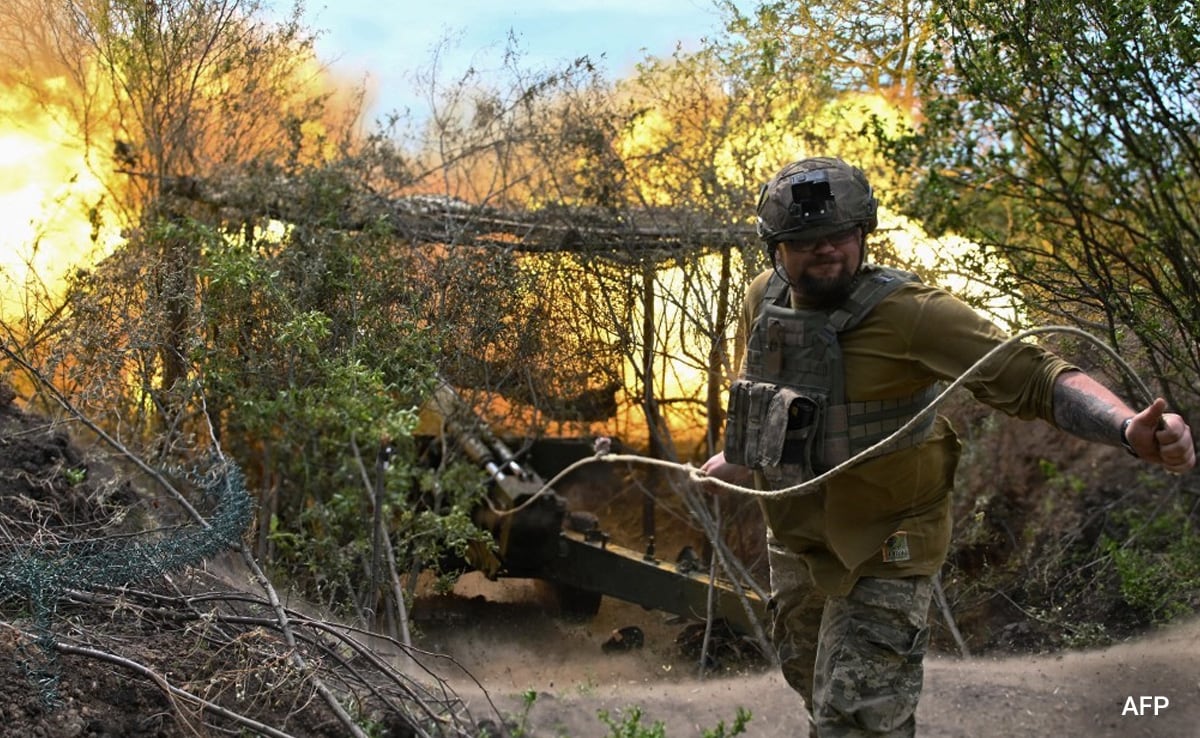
780,390,823,467
723,378,772,467
758,387,824,473
722,379,750,466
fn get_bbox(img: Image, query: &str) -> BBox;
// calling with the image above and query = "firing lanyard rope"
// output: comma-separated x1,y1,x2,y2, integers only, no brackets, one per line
488,324,1156,516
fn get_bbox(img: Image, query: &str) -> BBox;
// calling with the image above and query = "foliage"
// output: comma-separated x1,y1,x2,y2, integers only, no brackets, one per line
507,689,539,738
58,173,502,616
188,164,495,613
596,706,667,738
702,706,752,738
591,704,751,738
891,0,1200,413
43,0,342,219
879,0,1200,649
1103,503,1200,624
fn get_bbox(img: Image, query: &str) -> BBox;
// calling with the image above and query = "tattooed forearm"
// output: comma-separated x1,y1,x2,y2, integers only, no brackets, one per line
1052,371,1127,446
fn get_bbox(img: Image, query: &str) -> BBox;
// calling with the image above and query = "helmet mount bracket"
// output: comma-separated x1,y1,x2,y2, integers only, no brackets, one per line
787,171,835,224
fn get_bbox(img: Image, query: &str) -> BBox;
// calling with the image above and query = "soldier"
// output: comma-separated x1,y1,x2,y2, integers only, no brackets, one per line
700,156,1195,737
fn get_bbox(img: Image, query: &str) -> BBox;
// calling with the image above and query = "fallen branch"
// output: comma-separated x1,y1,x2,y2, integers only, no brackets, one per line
0,621,296,738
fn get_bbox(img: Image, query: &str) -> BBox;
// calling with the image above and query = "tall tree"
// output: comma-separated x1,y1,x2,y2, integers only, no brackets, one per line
8,0,353,443
895,0,1200,411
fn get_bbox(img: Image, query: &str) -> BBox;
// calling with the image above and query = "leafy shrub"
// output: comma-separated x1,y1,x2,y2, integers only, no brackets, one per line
1103,504,1200,624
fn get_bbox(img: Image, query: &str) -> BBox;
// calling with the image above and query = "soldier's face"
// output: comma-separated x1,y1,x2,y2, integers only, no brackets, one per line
776,227,863,305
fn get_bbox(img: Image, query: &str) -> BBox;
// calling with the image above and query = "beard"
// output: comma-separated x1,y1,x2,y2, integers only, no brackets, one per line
796,265,856,307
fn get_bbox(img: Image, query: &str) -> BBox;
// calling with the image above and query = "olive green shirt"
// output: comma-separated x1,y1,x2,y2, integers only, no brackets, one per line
736,268,1074,596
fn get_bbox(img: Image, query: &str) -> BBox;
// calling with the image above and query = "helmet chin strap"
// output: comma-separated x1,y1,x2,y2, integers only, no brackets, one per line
769,246,799,289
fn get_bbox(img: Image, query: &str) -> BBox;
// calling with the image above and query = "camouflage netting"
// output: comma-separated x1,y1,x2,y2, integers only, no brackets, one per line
0,381,253,704
0,464,250,598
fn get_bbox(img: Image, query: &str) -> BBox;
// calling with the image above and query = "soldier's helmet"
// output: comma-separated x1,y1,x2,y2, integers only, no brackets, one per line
755,157,878,244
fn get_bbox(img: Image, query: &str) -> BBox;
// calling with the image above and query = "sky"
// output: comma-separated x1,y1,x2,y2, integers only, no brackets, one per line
296,0,752,125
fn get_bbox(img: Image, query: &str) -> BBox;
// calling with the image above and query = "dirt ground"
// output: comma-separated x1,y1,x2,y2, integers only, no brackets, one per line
420,577,1200,738
3,572,1198,737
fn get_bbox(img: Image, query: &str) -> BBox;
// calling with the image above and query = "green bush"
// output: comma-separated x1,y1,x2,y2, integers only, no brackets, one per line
1103,504,1200,624
186,175,496,613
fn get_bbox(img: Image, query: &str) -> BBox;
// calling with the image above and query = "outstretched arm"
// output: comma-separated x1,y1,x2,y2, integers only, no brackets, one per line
1052,370,1195,474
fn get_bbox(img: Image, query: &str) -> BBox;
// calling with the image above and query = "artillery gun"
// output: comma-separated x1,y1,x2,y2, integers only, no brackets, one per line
417,379,764,634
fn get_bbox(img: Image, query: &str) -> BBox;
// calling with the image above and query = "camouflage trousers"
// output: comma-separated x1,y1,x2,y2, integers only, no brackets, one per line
768,542,934,737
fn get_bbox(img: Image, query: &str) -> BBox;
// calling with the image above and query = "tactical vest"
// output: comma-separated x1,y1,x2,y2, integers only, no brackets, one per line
723,265,939,486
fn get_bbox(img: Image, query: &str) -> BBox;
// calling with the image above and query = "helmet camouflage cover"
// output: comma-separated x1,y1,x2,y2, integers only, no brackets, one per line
755,157,879,244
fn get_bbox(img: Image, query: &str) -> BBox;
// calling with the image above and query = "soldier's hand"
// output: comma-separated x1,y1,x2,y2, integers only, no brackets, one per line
698,451,755,492
1127,398,1196,474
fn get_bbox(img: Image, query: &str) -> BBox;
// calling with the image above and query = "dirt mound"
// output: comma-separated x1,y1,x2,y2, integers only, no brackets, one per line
0,384,474,737
0,386,137,538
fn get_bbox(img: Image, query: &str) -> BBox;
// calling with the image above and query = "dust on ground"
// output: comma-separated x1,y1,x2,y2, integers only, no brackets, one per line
418,576,1200,738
